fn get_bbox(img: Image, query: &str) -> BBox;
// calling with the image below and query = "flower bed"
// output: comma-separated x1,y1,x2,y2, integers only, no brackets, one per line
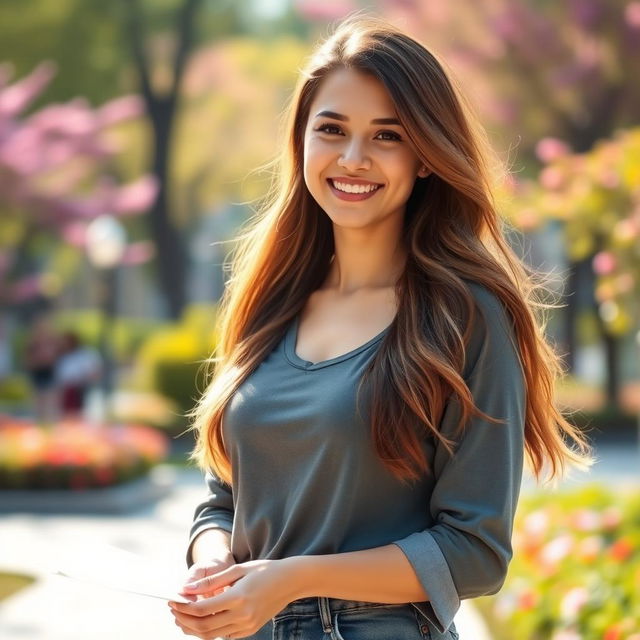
474,483,640,639
0,416,169,490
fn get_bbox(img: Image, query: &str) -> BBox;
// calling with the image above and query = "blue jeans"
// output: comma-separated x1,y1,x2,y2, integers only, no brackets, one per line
244,596,460,639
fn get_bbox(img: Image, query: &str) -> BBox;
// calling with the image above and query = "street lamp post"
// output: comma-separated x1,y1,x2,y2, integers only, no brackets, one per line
85,215,127,421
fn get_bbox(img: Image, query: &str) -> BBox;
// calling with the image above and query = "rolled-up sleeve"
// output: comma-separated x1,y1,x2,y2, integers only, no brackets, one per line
185,470,235,568
392,286,526,635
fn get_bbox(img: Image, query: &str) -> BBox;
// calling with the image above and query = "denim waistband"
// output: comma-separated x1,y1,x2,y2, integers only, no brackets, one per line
273,596,400,620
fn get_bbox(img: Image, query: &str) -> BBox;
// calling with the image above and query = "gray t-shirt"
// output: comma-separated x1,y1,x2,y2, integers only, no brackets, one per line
186,282,526,636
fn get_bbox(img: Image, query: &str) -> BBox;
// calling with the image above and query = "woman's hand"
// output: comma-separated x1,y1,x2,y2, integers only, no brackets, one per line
168,558,298,639
178,552,238,601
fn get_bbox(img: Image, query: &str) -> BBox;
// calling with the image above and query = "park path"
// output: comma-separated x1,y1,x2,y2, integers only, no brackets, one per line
0,438,637,640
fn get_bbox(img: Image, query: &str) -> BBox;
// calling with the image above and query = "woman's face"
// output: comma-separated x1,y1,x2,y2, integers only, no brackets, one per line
303,67,428,231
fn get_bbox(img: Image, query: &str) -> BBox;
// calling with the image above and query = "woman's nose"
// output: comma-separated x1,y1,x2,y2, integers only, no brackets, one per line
338,139,371,170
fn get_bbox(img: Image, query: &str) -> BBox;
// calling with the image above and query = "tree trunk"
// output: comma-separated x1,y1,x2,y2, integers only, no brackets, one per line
148,98,188,319
125,0,201,319
592,290,620,409
563,260,579,374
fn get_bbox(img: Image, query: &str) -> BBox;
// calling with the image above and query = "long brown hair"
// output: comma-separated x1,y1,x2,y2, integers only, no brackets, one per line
186,13,595,489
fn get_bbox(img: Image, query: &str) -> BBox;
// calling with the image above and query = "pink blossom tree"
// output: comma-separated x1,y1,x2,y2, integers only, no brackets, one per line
504,129,640,406
0,62,157,310
376,0,640,380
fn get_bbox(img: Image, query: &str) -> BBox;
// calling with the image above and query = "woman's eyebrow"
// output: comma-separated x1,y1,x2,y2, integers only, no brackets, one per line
314,110,401,125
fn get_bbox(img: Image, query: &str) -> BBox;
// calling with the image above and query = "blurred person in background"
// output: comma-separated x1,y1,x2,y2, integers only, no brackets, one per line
55,330,103,419
23,313,62,424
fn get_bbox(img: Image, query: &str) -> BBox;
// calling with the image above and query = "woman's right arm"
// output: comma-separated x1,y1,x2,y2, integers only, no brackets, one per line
176,471,236,608
186,470,235,568
190,528,233,565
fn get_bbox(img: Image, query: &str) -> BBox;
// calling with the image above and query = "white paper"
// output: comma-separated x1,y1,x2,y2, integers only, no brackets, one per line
48,541,192,604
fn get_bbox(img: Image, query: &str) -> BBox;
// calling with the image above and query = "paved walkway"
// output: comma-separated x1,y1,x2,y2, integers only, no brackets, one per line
0,439,637,640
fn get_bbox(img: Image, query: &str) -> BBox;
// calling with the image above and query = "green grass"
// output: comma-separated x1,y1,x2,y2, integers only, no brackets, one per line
0,571,35,601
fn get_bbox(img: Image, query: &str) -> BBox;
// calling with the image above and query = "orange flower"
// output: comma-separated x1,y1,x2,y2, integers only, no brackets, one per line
603,625,622,640
609,538,634,563
577,535,603,563
518,590,540,611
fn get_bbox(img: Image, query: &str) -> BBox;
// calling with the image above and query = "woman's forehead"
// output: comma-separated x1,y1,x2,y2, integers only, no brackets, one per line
309,69,398,122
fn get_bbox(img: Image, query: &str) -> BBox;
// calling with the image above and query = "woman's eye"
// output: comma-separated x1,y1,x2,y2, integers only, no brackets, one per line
377,130,402,142
316,124,343,135
315,124,401,142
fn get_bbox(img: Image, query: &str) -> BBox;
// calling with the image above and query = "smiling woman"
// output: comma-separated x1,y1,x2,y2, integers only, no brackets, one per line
172,11,595,640
304,67,429,216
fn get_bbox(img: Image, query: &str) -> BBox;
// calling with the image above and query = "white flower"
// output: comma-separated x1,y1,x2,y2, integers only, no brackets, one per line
494,591,518,620
560,587,590,622
523,509,550,537
541,533,574,565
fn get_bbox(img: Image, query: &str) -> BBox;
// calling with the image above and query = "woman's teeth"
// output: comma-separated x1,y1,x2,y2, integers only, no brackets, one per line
331,179,380,194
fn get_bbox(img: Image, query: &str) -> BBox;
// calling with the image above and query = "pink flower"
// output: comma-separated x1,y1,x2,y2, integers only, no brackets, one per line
535,137,571,163
61,222,88,247
601,506,623,530
571,508,601,532
552,631,582,640
625,2,640,28
592,251,616,275
0,61,57,118
294,0,358,21
540,166,565,190
122,241,156,266
111,175,158,215
96,95,145,127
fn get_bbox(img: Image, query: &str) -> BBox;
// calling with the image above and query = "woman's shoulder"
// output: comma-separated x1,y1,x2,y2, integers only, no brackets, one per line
458,279,521,375
459,279,513,331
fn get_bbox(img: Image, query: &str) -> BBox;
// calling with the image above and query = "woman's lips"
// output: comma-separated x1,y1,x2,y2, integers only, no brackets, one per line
326,179,383,201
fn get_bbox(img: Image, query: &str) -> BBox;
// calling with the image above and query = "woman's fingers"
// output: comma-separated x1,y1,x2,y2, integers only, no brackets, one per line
179,558,237,598
170,606,240,639
182,565,239,595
